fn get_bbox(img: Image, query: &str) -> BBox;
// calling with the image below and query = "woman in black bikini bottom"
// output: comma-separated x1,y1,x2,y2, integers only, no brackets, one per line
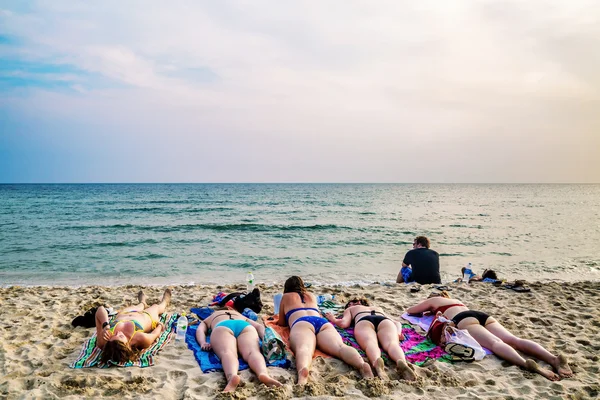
326,298,416,381
406,296,574,381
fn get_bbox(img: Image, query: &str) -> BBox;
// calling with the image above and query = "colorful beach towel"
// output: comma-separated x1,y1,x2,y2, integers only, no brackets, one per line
401,313,492,356
70,313,177,368
318,302,452,365
186,321,291,373
337,324,452,366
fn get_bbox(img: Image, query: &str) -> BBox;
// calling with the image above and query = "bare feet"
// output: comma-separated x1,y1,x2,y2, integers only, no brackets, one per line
374,357,388,380
258,373,283,388
298,367,310,385
396,360,417,381
137,291,148,307
525,359,559,381
161,288,172,307
361,362,374,379
223,374,241,392
552,354,573,379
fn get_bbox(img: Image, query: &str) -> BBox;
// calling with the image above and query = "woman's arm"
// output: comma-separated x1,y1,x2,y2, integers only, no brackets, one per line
95,306,110,349
405,298,435,315
277,296,287,326
195,321,211,351
134,324,163,349
247,318,266,339
325,308,352,329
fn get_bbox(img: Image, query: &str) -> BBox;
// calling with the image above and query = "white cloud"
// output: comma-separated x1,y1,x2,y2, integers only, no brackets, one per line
1,0,599,182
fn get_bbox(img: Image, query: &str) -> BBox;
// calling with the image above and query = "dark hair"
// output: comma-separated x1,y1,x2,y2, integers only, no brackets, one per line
344,297,369,309
482,269,498,280
414,236,430,249
284,276,307,302
100,340,138,365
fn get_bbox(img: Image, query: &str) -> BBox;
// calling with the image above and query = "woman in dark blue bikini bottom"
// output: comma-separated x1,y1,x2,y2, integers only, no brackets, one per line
279,276,374,385
326,298,416,381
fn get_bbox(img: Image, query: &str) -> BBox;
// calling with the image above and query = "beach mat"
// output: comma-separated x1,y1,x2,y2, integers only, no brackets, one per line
186,321,291,373
337,324,452,366
70,313,177,368
318,300,452,365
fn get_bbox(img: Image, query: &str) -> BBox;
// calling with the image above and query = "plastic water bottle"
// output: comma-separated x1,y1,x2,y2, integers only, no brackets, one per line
463,263,472,284
176,313,188,342
246,271,255,292
242,308,258,321
316,294,333,305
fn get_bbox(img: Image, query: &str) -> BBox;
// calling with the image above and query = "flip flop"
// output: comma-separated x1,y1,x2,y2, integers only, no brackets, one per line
504,284,531,292
435,285,452,291
410,286,421,293
445,343,475,360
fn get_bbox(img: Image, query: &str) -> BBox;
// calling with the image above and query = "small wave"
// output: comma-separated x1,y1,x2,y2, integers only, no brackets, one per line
439,253,463,257
491,252,512,256
358,211,376,215
126,253,169,260
136,223,348,233
448,224,484,229
66,223,134,231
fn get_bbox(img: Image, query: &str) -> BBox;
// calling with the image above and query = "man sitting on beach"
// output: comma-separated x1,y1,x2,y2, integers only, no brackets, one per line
396,236,441,285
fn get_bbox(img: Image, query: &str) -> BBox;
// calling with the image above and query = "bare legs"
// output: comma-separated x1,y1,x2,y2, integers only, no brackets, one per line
289,323,317,385
315,324,374,380
211,326,281,393
485,321,572,378
464,321,560,381
354,320,415,381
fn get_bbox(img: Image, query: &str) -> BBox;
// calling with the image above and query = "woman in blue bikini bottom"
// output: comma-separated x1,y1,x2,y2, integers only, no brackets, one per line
196,309,282,393
278,276,373,385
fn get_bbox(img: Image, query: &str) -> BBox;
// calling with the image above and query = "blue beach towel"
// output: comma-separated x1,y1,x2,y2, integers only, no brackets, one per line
185,312,291,373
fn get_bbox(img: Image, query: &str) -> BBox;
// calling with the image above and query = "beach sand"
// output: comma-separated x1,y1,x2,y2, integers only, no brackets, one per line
1,281,599,399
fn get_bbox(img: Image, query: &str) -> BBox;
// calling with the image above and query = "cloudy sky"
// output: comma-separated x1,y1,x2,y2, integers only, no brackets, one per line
1,0,599,183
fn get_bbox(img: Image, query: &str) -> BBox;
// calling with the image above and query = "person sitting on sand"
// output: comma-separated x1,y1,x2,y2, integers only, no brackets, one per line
277,276,374,385
95,289,171,365
325,297,417,381
196,309,282,393
406,295,573,381
397,236,441,285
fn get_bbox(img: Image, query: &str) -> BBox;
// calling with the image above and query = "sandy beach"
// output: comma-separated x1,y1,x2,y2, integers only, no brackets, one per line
1,280,599,400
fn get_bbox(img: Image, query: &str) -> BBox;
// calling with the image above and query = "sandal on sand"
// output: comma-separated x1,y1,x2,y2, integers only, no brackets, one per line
504,283,531,292
435,285,452,291
445,343,475,361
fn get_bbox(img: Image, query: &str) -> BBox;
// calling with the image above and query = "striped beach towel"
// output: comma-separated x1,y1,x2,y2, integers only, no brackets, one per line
70,313,177,368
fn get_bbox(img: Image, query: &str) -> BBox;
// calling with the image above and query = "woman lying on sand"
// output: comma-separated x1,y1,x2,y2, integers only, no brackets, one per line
278,276,373,385
196,309,282,393
325,297,417,381
407,296,573,381
95,289,171,365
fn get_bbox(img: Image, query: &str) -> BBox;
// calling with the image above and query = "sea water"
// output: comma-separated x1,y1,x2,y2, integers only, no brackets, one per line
1,184,599,286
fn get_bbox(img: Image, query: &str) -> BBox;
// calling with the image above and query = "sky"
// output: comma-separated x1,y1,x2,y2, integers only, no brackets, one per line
1,1,599,183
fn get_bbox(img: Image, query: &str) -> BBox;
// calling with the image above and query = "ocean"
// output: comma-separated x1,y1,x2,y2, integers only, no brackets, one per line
1,184,599,287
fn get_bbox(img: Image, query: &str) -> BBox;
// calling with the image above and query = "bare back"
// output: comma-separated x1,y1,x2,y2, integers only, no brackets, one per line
278,291,320,327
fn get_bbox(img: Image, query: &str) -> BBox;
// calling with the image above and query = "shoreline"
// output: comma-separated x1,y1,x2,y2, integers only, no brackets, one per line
1,281,598,399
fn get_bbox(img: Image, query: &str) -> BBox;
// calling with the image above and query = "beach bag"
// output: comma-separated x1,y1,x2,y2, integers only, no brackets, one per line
444,325,486,361
261,327,287,362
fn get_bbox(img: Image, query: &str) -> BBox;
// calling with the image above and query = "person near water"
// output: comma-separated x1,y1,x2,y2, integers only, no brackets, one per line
95,289,171,365
277,276,374,385
325,297,417,381
397,236,441,285
406,295,573,381
196,309,282,393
